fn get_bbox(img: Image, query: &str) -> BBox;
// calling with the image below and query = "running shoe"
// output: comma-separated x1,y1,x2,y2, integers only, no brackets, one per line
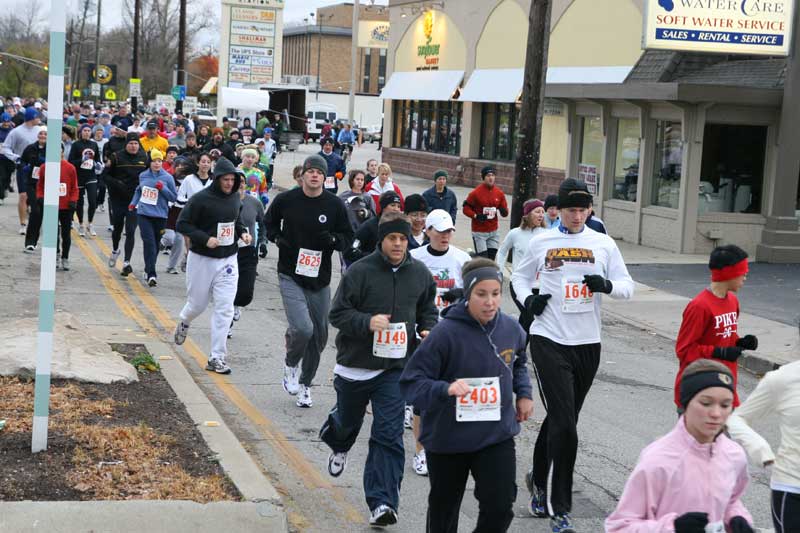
78,224,86,237
327,451,347,477
174,321,189,345
23,245,35,254
403,405,413,429
232,306,241,321
296,385,312,408
166,267,179,274
88,224,96,237
120,262,133,276
529,486,548,518
108,249,120,267
369,505,398,527
282,364,300,395
147,276,157,287
19,224,26,235
205,358,232,375
550,513,575,533
98,204,105,212
60,258,70,271
413,450,428,476
107,224,113,232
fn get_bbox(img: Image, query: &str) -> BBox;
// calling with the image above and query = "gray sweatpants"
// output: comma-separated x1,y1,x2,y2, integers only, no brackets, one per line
278,273,330,387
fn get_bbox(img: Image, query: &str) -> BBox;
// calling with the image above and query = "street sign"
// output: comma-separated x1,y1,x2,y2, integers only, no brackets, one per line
171,85,186,101
183,96,198,114
90,83,101,96
129,78,141,98
72,89,81,98
105,88,117,100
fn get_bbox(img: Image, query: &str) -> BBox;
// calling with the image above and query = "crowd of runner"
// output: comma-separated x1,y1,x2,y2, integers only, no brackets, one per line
1,95,797,533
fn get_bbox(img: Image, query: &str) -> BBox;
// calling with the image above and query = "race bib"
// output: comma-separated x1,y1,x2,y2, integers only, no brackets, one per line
217,222,235,246
324,176,336,189
561,275,594,313
58,183,67,197
705,522,724,533
435,288,449,313
140,186,159,206
456,377,501,422
372,323,407,359
295,248,322,278
80,159,94,170
32,166,41,180
483,207,497,220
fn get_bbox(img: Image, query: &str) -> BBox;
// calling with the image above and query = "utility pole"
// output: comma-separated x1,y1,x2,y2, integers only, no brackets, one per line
94,0,101,105
72,0,91,101
131,0,140,111
315,13,322,101
175,0,187,114
510,0,552,228
348,0,359,123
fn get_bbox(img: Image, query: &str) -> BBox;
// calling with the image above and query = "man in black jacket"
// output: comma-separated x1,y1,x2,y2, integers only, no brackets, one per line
105,132,147,276
321,212,438,527
174,157,250,375
343,190,402,266
202,127,236,163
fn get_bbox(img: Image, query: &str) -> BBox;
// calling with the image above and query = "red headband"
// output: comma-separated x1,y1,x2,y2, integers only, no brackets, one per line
710,258,748,282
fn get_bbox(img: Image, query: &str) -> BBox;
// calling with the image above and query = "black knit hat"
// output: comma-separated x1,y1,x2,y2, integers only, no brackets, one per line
481,165,496,178
125,132,140,143
303,154,328,176
557,178,592,209
544,194,559,210
433,169,448,180
709,244,748,270
404,194,427,214
379,191,402,210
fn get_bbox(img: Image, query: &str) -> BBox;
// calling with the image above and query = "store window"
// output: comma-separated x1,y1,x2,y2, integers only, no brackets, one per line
480,103,520,161
578,117,603,195
393,100,462,155
651,120,683,209
363,49,372,93
698,124,767,214
378,49,387,92
612,118,640,202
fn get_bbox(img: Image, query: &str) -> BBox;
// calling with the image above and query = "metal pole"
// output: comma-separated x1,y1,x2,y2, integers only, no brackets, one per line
348,0,359,123
315,17,322,101
176,0,187,114
94,0,101,105
32,0,66,453
131,0,140,111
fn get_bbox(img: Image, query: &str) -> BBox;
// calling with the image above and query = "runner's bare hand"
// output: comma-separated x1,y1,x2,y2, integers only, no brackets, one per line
447,379,471,398
206,237,219,248
516,397,534,422
369,314,391,332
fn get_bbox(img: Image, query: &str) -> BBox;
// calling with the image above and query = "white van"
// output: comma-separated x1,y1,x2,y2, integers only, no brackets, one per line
306,102,338,141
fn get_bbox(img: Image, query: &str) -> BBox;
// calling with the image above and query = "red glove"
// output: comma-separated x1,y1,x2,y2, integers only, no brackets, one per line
155,181,164,190
128,204,136,211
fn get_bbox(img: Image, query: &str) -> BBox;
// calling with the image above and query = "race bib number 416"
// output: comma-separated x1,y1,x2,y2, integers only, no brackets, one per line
456,377,501,422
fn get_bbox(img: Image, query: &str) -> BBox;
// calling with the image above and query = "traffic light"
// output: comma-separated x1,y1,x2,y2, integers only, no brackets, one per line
43,63,48,71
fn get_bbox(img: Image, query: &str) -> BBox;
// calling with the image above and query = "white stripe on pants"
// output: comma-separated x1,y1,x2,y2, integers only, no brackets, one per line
180,251,239,361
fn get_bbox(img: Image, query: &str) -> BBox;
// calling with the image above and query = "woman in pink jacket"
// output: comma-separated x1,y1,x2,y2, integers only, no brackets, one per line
605,359,754,533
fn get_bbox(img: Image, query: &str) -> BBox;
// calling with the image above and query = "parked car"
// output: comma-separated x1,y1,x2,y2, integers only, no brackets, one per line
364,125,382,143
195,108,217,127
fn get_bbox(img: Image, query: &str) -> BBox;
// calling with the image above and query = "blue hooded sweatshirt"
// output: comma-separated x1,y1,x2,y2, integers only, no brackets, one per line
400,301,532,454
131,168,177,219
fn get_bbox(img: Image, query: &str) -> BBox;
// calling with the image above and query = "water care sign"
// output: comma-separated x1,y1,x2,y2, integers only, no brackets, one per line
643,0,794,56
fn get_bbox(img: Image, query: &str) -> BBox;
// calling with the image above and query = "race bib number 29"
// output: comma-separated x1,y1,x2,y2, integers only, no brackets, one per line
217,222,235,246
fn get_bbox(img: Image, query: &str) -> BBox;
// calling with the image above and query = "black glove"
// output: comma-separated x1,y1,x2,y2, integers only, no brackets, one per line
499,207,508,217
524,293,551,317
68,201,77,211
441,288,463,304
258,242,268,258
736,335,758,351
583,274,613,294
729,516,754,533
319,230,337,251
673,512,708,533
275,236,291,249
712,345,743,362
475,214,488,222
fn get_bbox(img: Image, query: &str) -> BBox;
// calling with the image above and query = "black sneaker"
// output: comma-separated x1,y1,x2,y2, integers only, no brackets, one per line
147,276,157,287
205,358,232,374
120,263,133,277
369,505,398,527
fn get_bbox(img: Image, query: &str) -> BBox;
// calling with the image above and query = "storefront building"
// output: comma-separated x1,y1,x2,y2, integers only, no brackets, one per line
380,0,800,261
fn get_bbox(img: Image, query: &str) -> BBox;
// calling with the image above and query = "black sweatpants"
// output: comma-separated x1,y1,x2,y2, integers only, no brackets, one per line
0,159,14,199
426,438,517,533
76,181,98,224
772,489,800,533
57,209,73,259
110,197,137,262
234,246,258,308
529,335,600,516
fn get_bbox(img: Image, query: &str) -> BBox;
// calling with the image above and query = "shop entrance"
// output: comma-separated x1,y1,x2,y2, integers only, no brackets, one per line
699,124,767,214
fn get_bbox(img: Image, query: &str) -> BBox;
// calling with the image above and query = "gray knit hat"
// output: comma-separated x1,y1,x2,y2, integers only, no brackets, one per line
303,154,328,176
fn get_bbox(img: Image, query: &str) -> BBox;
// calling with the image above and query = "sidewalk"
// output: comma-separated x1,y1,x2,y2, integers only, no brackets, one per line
273,143,798,372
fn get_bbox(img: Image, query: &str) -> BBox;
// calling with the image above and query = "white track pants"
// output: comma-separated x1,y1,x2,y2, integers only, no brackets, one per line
179,251,239,361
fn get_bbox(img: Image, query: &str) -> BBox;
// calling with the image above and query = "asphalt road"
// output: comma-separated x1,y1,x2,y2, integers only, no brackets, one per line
0,142,783,532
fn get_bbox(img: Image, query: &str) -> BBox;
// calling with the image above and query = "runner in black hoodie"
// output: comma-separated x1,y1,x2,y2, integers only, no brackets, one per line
68,124,101,236
173,157,250,375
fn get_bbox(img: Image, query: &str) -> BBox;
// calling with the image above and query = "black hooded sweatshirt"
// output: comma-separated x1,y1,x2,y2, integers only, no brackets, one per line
176,157,247,259
68,138,101,186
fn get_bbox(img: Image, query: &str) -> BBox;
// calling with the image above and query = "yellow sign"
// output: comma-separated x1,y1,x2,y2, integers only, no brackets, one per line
94,64,114,84
357,21,390,49
72,89,81,97
105,88,117,100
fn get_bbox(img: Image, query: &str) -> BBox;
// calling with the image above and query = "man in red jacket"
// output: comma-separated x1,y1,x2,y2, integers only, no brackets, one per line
33,143,80,270
674,244,758,410
462,166,508,260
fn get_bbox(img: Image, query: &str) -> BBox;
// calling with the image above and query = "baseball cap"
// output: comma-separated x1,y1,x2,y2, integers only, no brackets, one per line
146,120,158,129
425,209,455,232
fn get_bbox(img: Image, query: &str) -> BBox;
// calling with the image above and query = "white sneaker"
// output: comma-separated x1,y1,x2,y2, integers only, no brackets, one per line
282,364,300,395
107,224,113,232
98,204,105,212
19,224,26,235
205,358,232,375
404,405,413,429
78,224,86,237
233,306,241,321
369,505,398,527
174,321,189,345
23,245,35,254
413,450,428,476
296,385,312,408
88,224,96,236
327,451,347,477
108,249,120,267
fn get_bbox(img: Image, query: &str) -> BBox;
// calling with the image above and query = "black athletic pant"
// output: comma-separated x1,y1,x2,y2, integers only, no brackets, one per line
58,209,73,259
426,438,517,533
772,489,800,533
530,335,600,516
76,181,98,224
0,159,14,199
25,198,44,248
234,246,258,307
110,197,137,262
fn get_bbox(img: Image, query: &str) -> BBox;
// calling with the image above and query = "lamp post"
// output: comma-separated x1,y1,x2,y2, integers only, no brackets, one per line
93,0,101,105
315,13,321,101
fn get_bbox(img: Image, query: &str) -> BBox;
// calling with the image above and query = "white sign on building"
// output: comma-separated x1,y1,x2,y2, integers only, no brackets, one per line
219,0,285,89
643,0,794,56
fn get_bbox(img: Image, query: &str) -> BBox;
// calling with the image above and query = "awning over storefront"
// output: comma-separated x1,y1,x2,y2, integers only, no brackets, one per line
200,77,218,96
379,70,464,101
546,66,633,84
219,86,271,111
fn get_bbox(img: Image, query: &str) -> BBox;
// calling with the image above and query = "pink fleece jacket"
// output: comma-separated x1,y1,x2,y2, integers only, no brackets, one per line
605,417,752,532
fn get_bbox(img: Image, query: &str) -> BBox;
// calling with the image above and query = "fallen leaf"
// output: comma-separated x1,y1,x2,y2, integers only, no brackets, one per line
73,482,92,492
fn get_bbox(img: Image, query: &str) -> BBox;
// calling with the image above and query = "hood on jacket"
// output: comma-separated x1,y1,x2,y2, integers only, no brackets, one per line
440,300,500,331
211,156,243,196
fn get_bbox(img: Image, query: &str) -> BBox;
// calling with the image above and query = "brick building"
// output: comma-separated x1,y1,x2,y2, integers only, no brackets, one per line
282,3,389,96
